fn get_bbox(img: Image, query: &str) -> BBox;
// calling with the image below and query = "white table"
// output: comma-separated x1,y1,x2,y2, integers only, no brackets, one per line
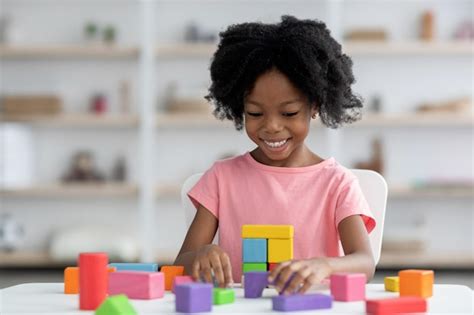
0,283,472,314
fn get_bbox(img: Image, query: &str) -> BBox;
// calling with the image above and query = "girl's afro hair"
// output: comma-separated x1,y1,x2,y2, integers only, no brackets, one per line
206,15,363,130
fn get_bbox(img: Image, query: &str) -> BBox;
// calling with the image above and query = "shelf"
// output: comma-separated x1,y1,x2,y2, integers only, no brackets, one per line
0,183,138,198
0,251,69,268
1,113,139,128
354,112,473,127
156,43,216,58
0,44,139,59
344,41,474,56
378,251,474,269
390,185,473,198
156,112,235,128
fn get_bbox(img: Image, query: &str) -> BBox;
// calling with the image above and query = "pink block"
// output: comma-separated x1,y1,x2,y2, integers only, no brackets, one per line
330,273,366,301
108,271,164,299
172,275,194,293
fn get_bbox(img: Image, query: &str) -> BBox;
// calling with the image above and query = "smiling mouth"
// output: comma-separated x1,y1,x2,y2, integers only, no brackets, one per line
262,139,289,148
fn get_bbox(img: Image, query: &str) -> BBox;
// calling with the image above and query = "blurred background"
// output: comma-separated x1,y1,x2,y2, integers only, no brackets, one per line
0,0,472,289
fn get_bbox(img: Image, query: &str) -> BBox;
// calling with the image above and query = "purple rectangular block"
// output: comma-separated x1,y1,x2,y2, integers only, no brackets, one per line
175,282,213,313
244,271,268,298
272,293,333,311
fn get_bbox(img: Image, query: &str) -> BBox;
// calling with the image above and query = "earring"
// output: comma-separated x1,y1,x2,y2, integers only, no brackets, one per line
312,113,317,119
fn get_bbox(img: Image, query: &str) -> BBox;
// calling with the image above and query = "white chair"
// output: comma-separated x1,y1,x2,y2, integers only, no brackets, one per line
181,169,387,264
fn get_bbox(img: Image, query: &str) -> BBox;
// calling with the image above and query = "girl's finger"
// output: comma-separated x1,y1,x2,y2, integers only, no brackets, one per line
268,261,290,283
200,259,214,284
191,260,201,281
283,266,311,295
298,273,317,294
209,253,225,287
220,253,233,287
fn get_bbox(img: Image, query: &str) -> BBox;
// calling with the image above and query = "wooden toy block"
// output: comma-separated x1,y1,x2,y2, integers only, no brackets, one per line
242,262,267,273
108,271,164,299
160,265,185,291
79,252,109,310
244,271,268,298
272,293,333,311
109,263,158,272
399,269,434,298
384,276,399,292
95,294,137,315
213,288,235,305
268,263,278,272
172,275,194,293
64,266,116,294
242,225,294,239
330,272,366,301
175,282,213,313
242,238,267,263
366,296,427,314
268,238,293,263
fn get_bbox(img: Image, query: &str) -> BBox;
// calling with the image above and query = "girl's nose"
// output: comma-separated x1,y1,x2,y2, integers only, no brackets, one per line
263,116,283,133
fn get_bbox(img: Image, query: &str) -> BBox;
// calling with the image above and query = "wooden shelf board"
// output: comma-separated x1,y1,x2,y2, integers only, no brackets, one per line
0,183,138,198
0,251,70,268
344,41,474,55
378,251,474,269
0,44,139,58
353,113,474,127
1,113,139,127
390,185,474,198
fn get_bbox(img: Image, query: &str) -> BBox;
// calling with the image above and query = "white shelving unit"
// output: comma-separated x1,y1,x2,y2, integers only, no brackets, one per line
1,0,472,269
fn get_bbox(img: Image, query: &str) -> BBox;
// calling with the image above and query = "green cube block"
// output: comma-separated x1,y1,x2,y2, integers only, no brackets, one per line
242,263,267,272
95,294,137,315
213,288,235,305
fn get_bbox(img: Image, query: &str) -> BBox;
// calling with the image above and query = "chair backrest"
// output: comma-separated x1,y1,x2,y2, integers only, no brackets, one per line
181,169,387,264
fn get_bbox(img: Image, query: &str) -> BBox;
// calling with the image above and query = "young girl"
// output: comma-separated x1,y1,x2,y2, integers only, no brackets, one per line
174,15,376,295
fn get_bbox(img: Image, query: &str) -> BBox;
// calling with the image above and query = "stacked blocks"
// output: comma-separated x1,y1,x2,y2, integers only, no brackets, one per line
160,265,185,291
108,271,164,299
64,266,116,294
366,296,427,314
399,269,434,298
272,293,333,311
244,271,268,298
172,275,194,293
330,273,366,301
175,282,213,313
384,276,400,292
241,225,293,272
109,263,158,272
213,288,235,305
95,294,137,315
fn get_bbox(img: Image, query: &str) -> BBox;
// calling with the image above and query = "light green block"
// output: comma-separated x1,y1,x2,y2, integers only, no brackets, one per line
242,263,267,272
213,288,235,305
95,294,137,315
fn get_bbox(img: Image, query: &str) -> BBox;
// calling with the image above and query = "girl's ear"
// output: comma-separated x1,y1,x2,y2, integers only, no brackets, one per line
311,105,318,119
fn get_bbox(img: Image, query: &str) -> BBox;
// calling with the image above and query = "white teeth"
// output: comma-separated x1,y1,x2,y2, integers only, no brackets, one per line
264,139,287,148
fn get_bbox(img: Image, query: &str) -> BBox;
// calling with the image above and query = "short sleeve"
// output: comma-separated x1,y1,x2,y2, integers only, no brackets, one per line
187,164,219,219
335,178,376,234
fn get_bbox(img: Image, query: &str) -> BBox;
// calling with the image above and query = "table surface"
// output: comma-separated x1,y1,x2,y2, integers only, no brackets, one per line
1,283,472,314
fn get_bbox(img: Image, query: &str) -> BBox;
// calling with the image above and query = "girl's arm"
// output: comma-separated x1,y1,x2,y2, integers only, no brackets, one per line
269,214,375,294
174,205,233,287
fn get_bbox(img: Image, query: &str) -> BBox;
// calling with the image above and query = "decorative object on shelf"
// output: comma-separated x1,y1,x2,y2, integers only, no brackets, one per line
0,15,10,43
0,213,25,252
412,178,474,192
344,29,388,41
119,80,131,113
416,97,472,113
62,151,105,182
103,25,117,44
84,21,99,43
111,156,127,182
184,21,217,43
1,95,62,116
453,20,474,40
353,138,384,174
420,10,435,41
90,93,108,114
368,94,383,113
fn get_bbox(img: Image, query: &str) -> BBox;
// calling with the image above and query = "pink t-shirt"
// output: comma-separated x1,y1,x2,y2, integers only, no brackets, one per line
188,152,375,282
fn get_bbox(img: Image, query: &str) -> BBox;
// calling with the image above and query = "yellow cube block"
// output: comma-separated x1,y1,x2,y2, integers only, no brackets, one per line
242,225,294,239
384,276,399,292
399,269,434,298
268,238,293,263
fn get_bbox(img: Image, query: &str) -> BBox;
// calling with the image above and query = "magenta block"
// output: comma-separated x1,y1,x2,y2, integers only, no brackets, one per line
172,275,194,293
244,271,268,298
330,273,366,301
175,283,213,313
108,271,164,299
272,293,333,311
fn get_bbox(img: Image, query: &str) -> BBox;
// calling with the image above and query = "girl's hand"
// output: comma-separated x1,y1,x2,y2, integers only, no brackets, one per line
268,258,332,295
192,244,233,288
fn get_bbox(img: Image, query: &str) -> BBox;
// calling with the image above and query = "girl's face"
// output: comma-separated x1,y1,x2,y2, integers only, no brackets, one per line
244,69,317,167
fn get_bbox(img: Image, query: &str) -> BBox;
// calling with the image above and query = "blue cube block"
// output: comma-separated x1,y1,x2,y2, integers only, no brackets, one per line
109,263,158,272
242,238,267,263
175,283,213,313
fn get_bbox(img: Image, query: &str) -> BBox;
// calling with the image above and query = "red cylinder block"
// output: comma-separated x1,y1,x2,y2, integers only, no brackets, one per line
79,252,108,310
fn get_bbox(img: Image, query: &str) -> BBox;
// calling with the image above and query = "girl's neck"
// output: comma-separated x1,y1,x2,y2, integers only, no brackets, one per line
250,145,323,168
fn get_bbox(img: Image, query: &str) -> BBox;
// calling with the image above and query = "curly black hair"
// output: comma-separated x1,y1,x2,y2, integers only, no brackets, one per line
205,15,363,130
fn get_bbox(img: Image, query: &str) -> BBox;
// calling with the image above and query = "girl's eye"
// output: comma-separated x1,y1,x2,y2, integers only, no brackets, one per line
247,112,262,117
283,112,299,117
